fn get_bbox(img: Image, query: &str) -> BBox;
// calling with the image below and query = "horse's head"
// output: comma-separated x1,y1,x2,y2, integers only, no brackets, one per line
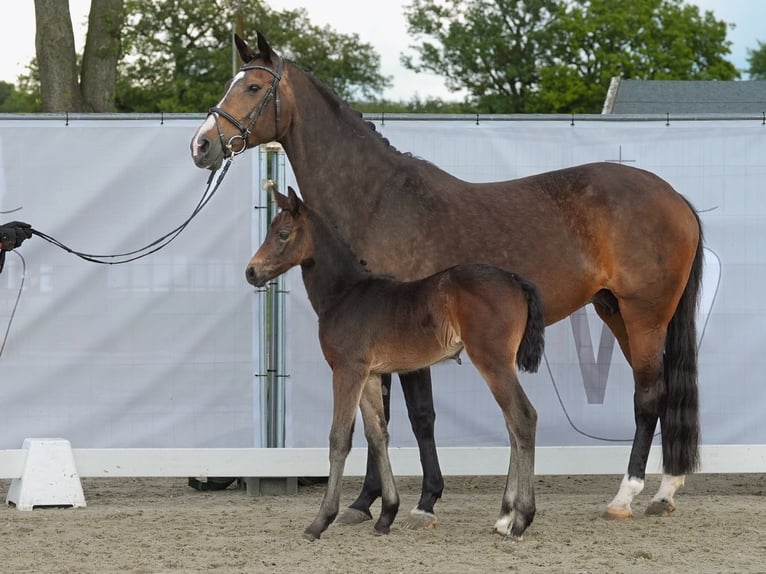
246,186,311,287
192,32,290,170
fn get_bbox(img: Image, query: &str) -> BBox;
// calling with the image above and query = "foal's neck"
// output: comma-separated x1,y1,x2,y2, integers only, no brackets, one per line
300,211,370,316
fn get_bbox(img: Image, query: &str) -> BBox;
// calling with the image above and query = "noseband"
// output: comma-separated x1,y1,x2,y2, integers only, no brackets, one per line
208,56,284,156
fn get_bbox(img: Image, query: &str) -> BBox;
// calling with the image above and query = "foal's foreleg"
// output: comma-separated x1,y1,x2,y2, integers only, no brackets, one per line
359,374,400,534
337,373,392,525
304,369,366,541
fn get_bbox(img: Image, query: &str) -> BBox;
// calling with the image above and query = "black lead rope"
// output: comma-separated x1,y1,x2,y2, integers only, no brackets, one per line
0,159,233,359
30,159,232,265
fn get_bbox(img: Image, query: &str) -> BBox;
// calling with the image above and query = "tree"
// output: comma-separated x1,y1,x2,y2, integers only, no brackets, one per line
402,0,558,113
539,0,739,112
402,0,739,114
117,0,391,112
747,41,766,80
33,0,125,112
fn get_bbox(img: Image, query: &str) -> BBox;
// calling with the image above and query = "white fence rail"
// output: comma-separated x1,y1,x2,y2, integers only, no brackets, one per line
3,445,766,480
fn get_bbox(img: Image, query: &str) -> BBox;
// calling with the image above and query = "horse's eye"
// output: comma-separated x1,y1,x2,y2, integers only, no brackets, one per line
278,229,291,240
248,84,261,93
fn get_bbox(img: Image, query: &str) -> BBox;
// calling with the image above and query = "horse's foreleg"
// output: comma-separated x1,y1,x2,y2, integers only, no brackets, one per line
304,368,366,541
359,374,399,534
336,373,392,525
399,367,443,530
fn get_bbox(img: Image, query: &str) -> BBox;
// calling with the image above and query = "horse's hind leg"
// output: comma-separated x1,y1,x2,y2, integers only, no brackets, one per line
358,374,400,534
604,321,667,520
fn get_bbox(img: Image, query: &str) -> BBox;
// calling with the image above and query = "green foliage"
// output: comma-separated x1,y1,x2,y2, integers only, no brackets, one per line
0,67,42,112
747,40,766,80
539,0,739,112
117,0,391,112
402,0,558,113
403,0,739,113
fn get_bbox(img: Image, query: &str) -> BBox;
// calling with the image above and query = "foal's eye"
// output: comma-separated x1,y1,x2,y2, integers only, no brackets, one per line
277,229,291,241
248,84,261,93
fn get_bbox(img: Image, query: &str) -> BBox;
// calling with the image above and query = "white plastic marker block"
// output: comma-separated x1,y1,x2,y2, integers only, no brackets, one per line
5,438,86,511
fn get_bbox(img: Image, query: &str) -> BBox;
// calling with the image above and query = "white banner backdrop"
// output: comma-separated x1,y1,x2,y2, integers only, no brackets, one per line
0,119,260,449
0,117,763,457
283,118,764,452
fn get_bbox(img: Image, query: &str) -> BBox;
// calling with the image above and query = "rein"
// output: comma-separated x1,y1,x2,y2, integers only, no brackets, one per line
31,158,233,264
208,56,284,156
0,160,233,358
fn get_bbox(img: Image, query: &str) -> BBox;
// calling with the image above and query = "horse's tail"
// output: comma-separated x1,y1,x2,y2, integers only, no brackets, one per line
515,276,545,373
662,203,703,476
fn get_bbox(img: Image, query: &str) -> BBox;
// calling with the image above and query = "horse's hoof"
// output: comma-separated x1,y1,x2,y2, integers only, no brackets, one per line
503,533,524,543
402,508,437,530
302,530,319,542
603,506,633,520
335,507,372,526
373,523,391,535
645,500,676,516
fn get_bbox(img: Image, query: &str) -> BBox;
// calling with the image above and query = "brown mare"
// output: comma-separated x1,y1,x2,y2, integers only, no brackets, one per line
191,33,703,527
247,187,545,540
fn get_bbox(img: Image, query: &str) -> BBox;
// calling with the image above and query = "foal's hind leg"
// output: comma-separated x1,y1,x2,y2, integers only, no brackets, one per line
470,354,537,540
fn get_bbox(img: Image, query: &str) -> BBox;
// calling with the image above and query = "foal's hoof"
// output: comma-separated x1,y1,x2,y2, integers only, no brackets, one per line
602,506,633,520
335,507,373,526
302,530,319,542
402,508,438,530
645,499,676,517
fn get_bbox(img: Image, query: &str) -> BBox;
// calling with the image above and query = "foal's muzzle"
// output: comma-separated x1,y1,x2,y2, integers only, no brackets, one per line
246,265,269,288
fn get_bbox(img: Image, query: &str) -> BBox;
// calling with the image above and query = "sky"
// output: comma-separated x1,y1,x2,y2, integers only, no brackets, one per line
0,0,762,102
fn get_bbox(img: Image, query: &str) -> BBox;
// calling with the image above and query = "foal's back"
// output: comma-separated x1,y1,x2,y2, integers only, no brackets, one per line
317,262,544,377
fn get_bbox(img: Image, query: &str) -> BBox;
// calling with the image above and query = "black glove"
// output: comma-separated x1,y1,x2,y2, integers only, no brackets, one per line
0,221,33,251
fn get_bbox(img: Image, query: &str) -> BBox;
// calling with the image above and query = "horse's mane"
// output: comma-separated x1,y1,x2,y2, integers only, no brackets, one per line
297,62,417,159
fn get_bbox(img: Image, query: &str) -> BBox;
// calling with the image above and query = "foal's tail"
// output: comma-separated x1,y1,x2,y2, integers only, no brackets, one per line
515,275,545,373
662,204,703,476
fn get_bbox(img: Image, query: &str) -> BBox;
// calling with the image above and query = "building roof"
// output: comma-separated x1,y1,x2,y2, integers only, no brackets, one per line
602,78,766,114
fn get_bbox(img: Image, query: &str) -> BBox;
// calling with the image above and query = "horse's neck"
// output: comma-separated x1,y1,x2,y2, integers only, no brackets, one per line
300,211,368,316
280,66,407,224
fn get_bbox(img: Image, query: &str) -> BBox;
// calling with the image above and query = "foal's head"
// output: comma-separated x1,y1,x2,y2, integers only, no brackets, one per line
246,186,312,287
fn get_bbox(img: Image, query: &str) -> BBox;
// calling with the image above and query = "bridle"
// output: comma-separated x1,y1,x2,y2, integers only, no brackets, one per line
208,56,284,156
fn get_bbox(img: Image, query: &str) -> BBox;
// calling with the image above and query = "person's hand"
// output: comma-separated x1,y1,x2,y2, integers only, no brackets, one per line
0,221,33,251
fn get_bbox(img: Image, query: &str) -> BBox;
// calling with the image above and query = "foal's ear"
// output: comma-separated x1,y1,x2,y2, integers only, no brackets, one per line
286,186,303,214
256,31,274,64
234,34,257,63
274,190,290,211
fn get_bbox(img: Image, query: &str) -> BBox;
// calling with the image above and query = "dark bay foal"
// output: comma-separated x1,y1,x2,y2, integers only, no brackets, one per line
246,187,545,541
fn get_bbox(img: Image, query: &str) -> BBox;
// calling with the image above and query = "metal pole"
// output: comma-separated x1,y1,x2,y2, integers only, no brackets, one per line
258,143,286,449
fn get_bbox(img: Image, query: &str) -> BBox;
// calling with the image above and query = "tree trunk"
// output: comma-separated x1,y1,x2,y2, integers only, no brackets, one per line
34,0,83,112
81,0,125,112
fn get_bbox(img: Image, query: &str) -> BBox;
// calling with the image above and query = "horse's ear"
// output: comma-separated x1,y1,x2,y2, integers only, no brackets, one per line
234,34,257,63
286,186,303,214
256,31,274,64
